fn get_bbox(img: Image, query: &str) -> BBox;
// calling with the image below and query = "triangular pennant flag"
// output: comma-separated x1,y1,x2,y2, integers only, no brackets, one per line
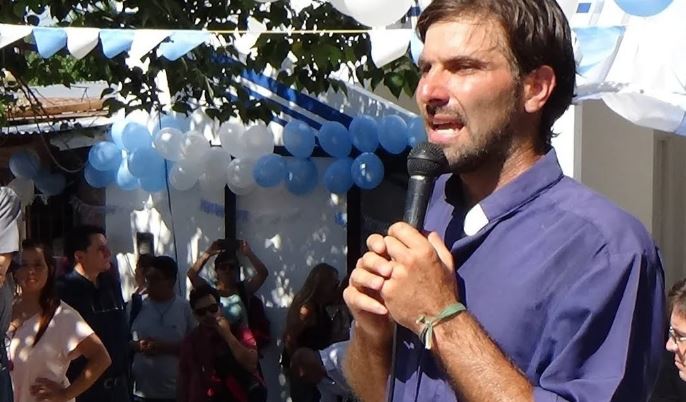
369,29,413,67
100,29,135,59
158,31,210,61
65,27,100,59
128,29,171,61
0,24,33,50
32,27,68,58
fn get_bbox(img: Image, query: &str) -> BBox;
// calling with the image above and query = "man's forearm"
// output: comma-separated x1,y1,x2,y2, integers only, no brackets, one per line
432,313,532,402
344,324,392,402
188,253,210,279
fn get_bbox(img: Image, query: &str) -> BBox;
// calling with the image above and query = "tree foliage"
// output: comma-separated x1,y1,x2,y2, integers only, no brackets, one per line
0,0,419,125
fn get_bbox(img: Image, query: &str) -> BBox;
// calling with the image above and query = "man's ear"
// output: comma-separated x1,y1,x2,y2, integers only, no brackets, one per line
74,250,85,264
522,65,556,114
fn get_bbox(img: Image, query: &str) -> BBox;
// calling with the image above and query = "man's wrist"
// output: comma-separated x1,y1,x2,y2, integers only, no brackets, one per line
353,321,393,348
432,309,470,346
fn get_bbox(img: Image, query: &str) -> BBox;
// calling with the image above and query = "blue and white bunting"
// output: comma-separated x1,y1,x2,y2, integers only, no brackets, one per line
100,29,136,59
0,24,32,49
33,27,67,58
158,31,211,61
65,27,100,59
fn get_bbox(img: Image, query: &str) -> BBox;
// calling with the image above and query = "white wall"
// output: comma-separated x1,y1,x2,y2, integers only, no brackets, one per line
106,157,347,402
567,100,686,289
579,100,657,232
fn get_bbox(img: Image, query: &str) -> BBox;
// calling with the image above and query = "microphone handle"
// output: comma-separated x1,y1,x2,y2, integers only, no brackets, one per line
387,175,436,402
403,175,435,229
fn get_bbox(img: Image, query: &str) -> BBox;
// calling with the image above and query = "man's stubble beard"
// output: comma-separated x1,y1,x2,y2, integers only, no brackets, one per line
443,84,523,174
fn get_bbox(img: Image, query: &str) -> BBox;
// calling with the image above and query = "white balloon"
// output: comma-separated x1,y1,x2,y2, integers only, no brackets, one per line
180,131,211,163
169,160,201,191
228,181,256,196
8,177,35,207
218,121,246,158
239,123,274,159
153,128,185,161
226,158,257,190
330,0,413,27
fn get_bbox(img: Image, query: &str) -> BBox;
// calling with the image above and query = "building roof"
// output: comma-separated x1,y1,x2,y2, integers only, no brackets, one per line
2,83,113,137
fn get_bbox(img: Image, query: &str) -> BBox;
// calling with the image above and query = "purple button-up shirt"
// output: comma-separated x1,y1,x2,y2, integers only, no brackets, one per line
391,149,665,402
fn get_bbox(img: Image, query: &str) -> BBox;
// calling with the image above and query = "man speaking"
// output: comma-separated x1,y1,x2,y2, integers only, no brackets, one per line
343,0,665,401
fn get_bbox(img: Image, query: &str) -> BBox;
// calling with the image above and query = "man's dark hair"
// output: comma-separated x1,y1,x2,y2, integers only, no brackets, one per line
64,225,106,266
189,284,220,309
150,255,178,283
417,0,576,145
668,278,686,315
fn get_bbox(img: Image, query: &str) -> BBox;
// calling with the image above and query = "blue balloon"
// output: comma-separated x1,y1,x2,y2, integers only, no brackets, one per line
379,115,409,154
128,148,165,179
122,122,152,152
614,0,672,16
153,113,190,134
89,141,123,171
253,154,287,188
324,158,354,194
351,153,384,190
84,163,115,188
318,121,352,158
140,171,167,193
407,117,428,148
349,115,379,153
109,120,129,149
286,159,318,196
116,159,140,191
9,150,41,179
283,120,316,158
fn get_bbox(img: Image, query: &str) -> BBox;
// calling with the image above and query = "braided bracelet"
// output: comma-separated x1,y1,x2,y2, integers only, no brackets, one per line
416,303,466,350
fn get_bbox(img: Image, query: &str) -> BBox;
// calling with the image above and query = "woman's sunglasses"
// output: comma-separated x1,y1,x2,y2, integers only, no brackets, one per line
194,303,220,316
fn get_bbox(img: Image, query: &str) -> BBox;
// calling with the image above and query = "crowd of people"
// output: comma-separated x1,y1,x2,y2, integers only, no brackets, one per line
0,188,354,402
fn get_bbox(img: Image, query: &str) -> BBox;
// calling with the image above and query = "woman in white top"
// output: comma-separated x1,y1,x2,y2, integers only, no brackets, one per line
7,240,111,402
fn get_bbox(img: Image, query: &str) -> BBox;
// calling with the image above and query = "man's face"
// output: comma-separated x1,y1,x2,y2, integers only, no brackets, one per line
667,310,686,381
0,253,12,288
416,18,523,173
77,233,111,274
145,267,173,300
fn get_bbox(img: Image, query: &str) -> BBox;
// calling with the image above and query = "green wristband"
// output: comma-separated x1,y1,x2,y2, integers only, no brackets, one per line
416,302,466,350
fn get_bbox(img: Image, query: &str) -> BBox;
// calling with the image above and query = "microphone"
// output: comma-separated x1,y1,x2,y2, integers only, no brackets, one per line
387,142,449,402
403,142,450,229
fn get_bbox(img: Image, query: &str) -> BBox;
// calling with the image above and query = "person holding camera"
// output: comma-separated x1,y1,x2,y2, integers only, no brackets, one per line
188,240,267,322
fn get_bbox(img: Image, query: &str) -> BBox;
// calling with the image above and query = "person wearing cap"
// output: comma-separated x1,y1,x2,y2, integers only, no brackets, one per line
0,186,22,402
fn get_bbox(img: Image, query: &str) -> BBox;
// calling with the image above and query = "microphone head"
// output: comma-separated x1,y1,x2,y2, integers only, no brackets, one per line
407,142,450,177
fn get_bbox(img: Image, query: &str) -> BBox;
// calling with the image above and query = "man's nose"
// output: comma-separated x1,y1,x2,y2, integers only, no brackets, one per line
667,336,677,352
416,71,451,111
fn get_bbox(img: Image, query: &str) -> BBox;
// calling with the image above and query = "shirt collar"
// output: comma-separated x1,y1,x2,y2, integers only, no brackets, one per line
444,149,564,235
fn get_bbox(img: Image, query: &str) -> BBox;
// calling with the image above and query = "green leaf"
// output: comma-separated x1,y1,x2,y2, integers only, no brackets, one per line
384,72,405,98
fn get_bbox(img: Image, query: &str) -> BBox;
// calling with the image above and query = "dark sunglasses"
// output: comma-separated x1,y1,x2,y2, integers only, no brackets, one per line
194,303,220,316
